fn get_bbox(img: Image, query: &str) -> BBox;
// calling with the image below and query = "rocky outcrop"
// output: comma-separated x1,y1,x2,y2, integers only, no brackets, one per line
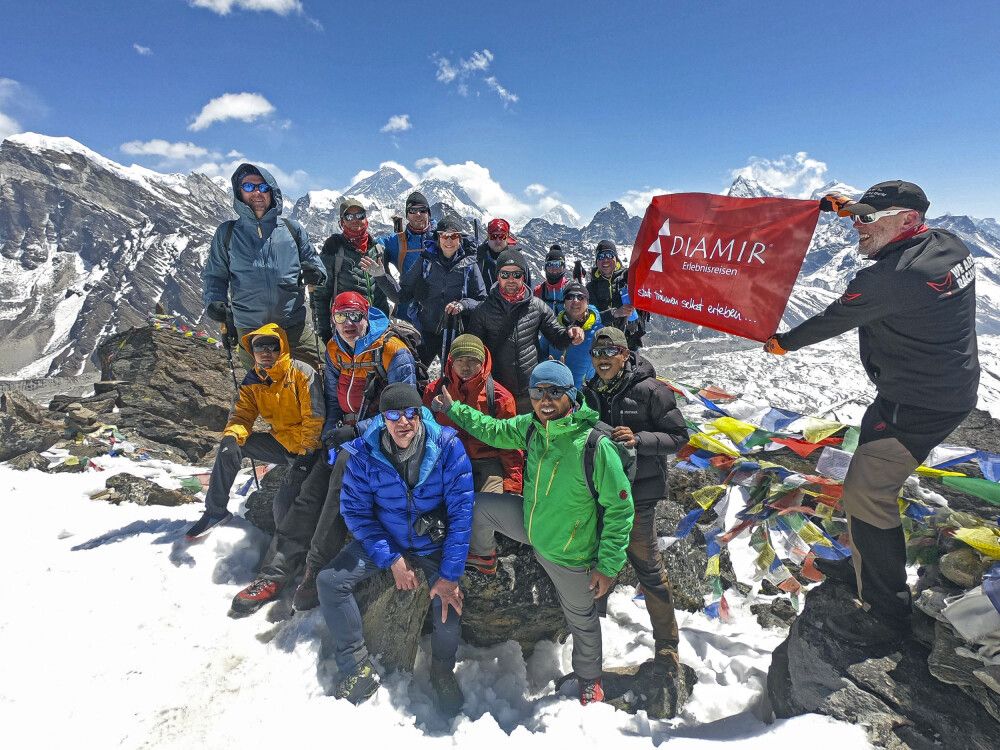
103,474,196,507
768,582,999,749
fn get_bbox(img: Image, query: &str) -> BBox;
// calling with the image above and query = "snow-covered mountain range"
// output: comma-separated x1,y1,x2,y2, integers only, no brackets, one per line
3,131,1000,382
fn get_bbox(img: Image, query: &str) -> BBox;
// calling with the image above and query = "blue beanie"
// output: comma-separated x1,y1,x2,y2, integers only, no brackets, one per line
530,360,576,399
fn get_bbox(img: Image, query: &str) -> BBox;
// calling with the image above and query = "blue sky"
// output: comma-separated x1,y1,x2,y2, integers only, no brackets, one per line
2,0,998,223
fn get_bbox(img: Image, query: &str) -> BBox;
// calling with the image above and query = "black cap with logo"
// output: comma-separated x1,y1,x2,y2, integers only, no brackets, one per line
843,180,930,215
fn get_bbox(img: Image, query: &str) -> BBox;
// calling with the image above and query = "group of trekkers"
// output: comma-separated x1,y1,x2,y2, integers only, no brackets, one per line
192,164,980,716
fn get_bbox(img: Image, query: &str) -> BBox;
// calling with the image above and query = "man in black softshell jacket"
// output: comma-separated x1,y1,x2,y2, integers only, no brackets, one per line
583,327,689,716
767,180,979,646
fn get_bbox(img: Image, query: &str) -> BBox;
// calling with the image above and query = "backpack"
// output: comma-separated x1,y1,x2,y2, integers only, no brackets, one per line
372,319,430,393
524,419,637,500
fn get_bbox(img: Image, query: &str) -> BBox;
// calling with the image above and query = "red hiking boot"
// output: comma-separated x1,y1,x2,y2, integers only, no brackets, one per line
580,677,605,705
230,578,280,616
465,551,497,575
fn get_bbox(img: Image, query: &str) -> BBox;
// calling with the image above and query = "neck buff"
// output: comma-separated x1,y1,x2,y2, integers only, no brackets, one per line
500,284,528,304
342,220,369,252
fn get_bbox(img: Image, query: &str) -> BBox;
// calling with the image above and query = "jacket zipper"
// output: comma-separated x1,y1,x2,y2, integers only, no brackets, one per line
546,461,560,494
562,520,581,552
407,488,414,548
528,424,551,543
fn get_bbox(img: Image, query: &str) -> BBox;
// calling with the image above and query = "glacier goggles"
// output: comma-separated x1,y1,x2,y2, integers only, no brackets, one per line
498,269,524,280
333,310,366,324
851,207,913,224
342,210,366,221
383,407,420,422
590,345,625,359
595,250,617,261
544,260,565,269
251,337,281,353
438,232,462,241
240,182,272,194
528,385,572,401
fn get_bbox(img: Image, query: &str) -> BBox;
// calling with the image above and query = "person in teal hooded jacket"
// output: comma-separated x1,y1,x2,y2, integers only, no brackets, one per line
202,162,327,368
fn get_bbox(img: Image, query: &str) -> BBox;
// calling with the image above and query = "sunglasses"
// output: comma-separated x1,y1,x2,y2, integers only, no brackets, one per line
438,232,462,241
488,233,508,241
851,208,912,224
240,182,272,194
333,310,366,324
528,385,572,401
342,210,367,222
499,270,524,280
565,292,587,301
252,341,280,353
545,261,565,269
406,207,429,215
596,251,617,261
384,407,420,421
590,346,624,359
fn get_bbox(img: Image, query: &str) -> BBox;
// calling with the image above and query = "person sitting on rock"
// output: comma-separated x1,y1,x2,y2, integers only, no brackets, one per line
539,281,604,388
423,334,523,494
433,360,634,705
227,290,420,615
467,248,584,413
202,163,327,369
583,327,689,717
317,383,474,714
186,324,324,539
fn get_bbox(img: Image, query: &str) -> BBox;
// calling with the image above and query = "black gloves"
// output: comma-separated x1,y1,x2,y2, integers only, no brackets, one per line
206,301,229,322
301,267,325,286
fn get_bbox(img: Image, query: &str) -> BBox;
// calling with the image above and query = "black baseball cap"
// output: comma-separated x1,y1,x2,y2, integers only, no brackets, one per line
842,180,930,216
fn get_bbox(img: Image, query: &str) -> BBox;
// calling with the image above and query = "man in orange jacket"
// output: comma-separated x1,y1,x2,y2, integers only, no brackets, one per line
423,334,523,494
186,323,324,539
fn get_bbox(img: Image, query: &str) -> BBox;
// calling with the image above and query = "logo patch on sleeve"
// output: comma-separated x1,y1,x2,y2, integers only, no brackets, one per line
619,489,629,501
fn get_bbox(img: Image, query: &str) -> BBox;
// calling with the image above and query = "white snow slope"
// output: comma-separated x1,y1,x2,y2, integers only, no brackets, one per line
0,460,870,749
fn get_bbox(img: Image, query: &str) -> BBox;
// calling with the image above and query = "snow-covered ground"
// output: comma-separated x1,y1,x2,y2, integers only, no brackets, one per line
0,459,871,749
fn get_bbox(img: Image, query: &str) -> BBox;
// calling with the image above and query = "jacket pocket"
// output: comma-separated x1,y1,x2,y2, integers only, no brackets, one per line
562,519,582,552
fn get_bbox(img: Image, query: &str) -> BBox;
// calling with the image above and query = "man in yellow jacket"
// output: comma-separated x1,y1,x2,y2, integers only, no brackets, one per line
186,323,324,539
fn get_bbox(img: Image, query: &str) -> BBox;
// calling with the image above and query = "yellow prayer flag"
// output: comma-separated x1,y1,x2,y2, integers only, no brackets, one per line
693,485,726,510
915,465,967,478
688,432,740,457
800,416,846,443
953,527,1000,559
796,521,832,547
755,547,775,570
706,417,757,445
705,555,721,577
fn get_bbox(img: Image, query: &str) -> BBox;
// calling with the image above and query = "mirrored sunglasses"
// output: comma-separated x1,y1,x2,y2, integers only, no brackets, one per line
342,210,367,221
406,206,429,215
545,261,565,269
499,270,524,279
596,251,617,261
488,233,508,241
439,232,462,241
383,407,420,422
240,182,272,194
528,385,571,401
333,310,366,324
251,341,280,353
565,292,587,301
852,208,912,224
590,346,624,359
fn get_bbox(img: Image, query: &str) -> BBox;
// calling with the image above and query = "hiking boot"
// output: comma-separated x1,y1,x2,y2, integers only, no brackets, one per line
335,659,380,705
292,565,319,612
826,609,909,646
185,510,232,540
230,578,281,615
465,551,497,575
646,653,685,720
814,557,858,593
429,661,464,717
579,676,605,705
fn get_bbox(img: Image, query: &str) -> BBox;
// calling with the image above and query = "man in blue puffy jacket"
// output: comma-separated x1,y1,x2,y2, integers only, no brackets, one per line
202,163,328,368
316,383,474,714
375,190,435,277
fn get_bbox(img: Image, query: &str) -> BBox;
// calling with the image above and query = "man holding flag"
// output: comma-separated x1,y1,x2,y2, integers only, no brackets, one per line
765,181,979,645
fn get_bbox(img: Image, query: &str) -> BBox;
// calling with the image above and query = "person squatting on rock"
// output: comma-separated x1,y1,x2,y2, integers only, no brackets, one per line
423,334,523,494
586,239,647,352
397,218,487,367
765,180,980,646
539,280,604,388
230,291,421,614
313,198,398,338
434,360,635,705
317,383,474,714
202,163,327,369
186,325,324,540
467,248,585,413
376,191,435,277
582,327,689,713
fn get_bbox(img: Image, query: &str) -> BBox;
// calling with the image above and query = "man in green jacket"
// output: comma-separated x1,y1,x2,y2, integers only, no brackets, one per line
433,360,634,705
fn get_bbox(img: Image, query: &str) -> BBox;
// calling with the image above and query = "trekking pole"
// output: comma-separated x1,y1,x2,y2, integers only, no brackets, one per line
473,219,480,247
308,290,326,381
220,315,261,491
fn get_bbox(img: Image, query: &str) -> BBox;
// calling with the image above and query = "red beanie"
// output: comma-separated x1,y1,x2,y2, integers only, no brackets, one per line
332,291,369,314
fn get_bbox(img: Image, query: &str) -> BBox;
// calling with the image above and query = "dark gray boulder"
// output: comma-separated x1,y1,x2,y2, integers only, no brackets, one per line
104,473,197,507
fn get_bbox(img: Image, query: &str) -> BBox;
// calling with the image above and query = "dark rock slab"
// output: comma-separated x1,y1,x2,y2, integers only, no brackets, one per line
0,413,62,462
602,660,697,718
354,567,431,674
104,473,196,507
4,451,51,471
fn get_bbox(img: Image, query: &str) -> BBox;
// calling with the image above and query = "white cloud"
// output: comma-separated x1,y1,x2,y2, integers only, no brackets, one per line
525,183,548,197
617,187,672,216
189,0,302,15
731,152,828,198
121,139,211,161
0,78,24,140
380,114,412,133
192,152,310,196
463,49,494,72
433,55,458,84
348,169,375,185
188,92,276,131
133,43,153,56
414,157,443,170
485,76,518,106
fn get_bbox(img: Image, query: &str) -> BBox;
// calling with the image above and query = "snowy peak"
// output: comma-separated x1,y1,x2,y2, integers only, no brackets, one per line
342,166,413,207
410,178,487,223
726,175,783,199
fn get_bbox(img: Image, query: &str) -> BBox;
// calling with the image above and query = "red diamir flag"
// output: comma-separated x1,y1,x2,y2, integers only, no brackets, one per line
628,193,820,341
